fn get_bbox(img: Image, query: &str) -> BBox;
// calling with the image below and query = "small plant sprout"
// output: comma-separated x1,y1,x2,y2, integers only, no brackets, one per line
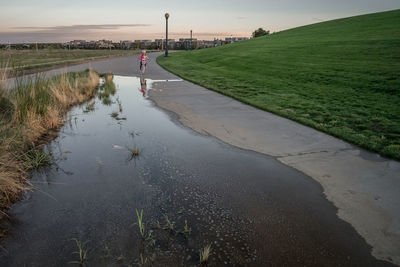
151,220,161,230
183,220,192,235
83,101,95,113
200,244,212,265
116,97,123,112
131,148,139,156
102,245,111,261
127,146,140,157
140,253,148,265
163,214,175,233
116,255,124,263
136,209,146,239
69,238,89,266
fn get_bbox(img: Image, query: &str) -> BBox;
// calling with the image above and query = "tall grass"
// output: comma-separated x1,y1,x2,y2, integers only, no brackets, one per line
0,68,100,220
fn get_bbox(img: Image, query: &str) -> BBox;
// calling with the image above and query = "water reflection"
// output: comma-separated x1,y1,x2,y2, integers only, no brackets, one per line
0,76,386,267
140,76,148,98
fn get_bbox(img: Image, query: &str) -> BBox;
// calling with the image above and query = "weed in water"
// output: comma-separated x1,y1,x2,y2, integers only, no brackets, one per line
111,112,119,118
69,238,89,266
83,102,95,113
140,253,148,265
183,220,192,236
163,214,175,233
101,244,111,261
200,244,212,265
151,220,161,230
136,209,146,239
146,231,156,247
116,255,124,263
116,97,123,112
102,95,112,105
127,146,140,157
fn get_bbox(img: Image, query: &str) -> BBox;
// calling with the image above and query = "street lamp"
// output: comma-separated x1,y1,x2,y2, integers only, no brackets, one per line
165,12,170,57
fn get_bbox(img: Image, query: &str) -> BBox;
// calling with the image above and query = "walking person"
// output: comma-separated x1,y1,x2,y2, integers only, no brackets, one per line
139,50,150,74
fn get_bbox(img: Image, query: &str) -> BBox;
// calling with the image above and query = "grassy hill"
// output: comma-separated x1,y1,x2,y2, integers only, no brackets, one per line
158,9,400,160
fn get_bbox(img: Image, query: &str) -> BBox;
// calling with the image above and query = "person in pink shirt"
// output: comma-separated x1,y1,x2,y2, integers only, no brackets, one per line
139,50,150,74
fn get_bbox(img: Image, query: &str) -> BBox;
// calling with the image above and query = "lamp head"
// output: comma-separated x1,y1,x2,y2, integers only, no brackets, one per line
165,13,170,19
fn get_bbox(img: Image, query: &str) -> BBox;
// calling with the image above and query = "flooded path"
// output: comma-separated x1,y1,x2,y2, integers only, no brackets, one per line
0,76,393,266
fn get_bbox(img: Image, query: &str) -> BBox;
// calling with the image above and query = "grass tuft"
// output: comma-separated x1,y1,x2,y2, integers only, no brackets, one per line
18,149,52,170
200,244,212,265
69,238,89,266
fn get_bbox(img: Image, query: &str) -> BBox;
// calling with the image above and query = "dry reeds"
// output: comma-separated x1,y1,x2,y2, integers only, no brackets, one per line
0,69,100,221
104,73,114,83
200,244,212,265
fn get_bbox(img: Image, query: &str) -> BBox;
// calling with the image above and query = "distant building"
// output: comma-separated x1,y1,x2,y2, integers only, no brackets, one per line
120,40,133,49
179,38,197,50
6,35,250,51
225,37,249,43
96,39,114,49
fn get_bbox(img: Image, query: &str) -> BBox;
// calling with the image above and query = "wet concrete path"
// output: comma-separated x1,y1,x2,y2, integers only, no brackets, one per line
0,74,394,266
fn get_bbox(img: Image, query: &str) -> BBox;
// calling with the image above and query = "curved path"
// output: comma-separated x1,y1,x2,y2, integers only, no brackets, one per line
6,52,400,265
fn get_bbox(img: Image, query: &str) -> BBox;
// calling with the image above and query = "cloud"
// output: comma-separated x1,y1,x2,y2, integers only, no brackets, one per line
0,25,249,43
11,24,151,31
236,16,247,20
0,24,152,43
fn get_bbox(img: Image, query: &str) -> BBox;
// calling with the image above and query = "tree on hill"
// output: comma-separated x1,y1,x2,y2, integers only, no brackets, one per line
252,28,270,38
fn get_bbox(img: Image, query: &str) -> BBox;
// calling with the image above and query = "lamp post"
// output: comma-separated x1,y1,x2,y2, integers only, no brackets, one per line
165,12,169,57
190,30,192,50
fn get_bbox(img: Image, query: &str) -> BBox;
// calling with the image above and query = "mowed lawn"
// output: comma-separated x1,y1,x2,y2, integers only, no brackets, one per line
158,10,400,160
0,49,139,73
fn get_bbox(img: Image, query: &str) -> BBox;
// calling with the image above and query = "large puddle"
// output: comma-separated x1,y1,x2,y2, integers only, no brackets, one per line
0,76,392,266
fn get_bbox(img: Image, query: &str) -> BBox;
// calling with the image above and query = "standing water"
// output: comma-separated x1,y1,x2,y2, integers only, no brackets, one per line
0,76,392,266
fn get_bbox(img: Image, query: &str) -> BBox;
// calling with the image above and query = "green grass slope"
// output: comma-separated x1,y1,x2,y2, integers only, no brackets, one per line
158,9,400,160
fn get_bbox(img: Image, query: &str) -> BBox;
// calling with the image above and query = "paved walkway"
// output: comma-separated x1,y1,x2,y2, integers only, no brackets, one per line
7,52,400,265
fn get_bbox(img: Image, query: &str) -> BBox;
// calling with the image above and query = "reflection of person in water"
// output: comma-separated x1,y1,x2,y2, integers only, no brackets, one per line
140,77,147,97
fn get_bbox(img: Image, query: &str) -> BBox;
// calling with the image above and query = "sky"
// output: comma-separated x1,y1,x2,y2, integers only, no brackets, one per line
0,0,399,43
